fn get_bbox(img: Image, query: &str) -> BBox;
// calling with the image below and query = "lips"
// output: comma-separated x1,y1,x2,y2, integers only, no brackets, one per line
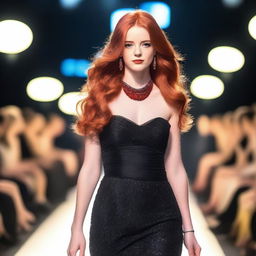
133,60,144,64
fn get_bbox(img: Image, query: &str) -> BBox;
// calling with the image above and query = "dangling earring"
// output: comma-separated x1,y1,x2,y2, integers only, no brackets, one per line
153,55,156,70
119,57,123,71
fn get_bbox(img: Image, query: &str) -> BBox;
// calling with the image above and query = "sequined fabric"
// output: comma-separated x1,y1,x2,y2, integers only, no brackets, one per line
89,115,183,256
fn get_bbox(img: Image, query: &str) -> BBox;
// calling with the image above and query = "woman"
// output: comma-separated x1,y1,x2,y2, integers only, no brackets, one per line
67,10,201,256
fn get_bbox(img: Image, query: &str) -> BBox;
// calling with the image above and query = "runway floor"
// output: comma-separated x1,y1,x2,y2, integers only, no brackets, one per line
15,174,225,256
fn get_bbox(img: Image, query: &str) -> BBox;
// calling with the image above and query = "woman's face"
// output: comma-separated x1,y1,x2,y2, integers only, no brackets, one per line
30,114,46,130
48,115,66,136
122,26,155,73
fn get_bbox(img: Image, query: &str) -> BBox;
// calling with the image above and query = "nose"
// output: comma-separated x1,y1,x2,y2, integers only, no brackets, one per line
134,45,142,57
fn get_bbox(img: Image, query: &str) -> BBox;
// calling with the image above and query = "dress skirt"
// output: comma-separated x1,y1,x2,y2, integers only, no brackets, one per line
89,176,183,256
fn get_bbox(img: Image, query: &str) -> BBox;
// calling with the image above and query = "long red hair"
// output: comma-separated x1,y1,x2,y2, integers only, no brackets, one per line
73,10,193,138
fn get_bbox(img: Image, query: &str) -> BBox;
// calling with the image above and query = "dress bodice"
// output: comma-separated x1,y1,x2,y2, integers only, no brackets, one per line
99,115,171,181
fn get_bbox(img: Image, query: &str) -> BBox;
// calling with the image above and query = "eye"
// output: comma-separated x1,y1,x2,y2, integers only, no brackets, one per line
143,42,151,47
124,43,133,48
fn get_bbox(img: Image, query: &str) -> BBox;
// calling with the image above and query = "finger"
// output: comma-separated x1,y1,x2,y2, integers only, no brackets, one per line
188,248,194,256
192,245,200,256
79,246,85,256
66,248,72,256
195,246,201,255
190,247,198,256
69,249,77,256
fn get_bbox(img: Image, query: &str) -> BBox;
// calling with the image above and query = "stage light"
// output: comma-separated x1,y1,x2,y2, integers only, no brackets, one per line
60,59,76,76
248,15,256,40
0,20,33,54
190,75,224,100
139,2,171,28
26,77,64,102
222,0,243,8
75,59,90,77
59,0,83,9
60,58,91,77
208,46,245,73
110,8,135,31
58,91,87,115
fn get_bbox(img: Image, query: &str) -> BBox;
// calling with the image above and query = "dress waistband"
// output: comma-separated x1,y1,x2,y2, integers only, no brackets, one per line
102,147,168,181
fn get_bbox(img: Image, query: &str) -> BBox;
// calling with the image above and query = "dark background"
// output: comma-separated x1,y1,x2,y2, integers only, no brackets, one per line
0,0,255,177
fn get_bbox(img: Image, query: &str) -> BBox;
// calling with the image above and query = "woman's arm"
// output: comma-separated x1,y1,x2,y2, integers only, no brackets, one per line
71,134,102,232
164,110,193,231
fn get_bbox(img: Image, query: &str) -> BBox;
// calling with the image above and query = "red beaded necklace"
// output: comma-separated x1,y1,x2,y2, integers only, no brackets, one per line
122,79,153,101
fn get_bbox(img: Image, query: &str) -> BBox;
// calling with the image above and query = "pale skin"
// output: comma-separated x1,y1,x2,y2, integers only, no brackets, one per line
67,25,201,256
0,180,36,234
0,108,48,205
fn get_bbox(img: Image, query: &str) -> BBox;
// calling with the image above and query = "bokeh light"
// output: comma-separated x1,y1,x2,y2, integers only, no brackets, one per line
60,58,91,77
190,75,224,100
59,0,83,9
222,0,243,8
208,46,245,73
140,1,171,28
110,8,135,31
26,77,64,102
248,15,256,40
58,91,87,115
0,20,33,54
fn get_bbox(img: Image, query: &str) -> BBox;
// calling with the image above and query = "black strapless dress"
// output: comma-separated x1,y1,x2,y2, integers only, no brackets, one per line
89,115,183,256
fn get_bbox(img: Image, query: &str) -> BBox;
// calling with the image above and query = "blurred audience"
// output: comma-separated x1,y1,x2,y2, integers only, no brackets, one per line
0,105,81,250
193,103,256,255
0,106,49,206
22,108,79,181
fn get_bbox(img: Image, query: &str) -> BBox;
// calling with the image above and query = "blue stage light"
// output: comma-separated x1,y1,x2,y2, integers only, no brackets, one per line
61,58,91,77
222,0,243,8
75,59,91,77
110,8,135,31
139,2,171,28
61,59,76,77
59,0,83,9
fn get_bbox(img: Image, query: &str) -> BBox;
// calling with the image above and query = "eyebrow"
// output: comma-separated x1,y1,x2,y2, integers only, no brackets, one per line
124,40,151,43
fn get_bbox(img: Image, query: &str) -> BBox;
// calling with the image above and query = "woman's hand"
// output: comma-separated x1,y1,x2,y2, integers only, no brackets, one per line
67,229,86,256
184,232,201,256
